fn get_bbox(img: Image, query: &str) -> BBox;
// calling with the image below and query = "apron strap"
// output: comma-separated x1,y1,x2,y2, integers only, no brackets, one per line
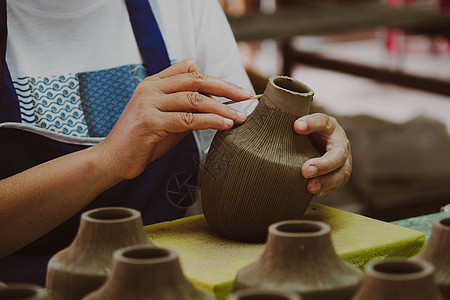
0,0,21,122
125,0,171,74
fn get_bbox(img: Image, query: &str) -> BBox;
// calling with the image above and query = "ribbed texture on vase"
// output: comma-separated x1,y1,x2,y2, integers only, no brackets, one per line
414,217,450,298
201,76,320,242
353,259,444,300
0,284,47,300
83,246,214,300
234,220,362,300
46,207,153,300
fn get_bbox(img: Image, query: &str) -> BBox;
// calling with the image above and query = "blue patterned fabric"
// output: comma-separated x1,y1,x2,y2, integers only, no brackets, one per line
78,65,137,137
11,64,150,138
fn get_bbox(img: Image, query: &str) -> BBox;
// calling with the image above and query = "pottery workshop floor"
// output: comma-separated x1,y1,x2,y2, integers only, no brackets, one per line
241,36,450,221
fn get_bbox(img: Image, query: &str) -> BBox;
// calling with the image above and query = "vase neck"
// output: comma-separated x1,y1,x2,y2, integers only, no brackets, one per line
261,231,337,264
262,76,314,117
71,216,148,250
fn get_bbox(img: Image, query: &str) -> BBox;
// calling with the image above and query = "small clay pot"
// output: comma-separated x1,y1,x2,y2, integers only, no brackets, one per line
413,217,450,298
0,284,47,299
83,245,214,300
46,207,153,300
352,258,444,300
201,76,321,242
230,288,302,300
233,220,362,300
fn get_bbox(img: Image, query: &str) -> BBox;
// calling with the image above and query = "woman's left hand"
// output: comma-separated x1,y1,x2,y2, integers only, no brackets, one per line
294,113,352,198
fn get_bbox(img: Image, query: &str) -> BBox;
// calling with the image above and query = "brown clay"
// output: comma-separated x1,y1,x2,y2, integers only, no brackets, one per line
201,76,321,242
230,288,302,300
46,207,153,300
352,258,444,300
0,284,47,299
83,245,214,300
413,217,450,299
233,220,362,299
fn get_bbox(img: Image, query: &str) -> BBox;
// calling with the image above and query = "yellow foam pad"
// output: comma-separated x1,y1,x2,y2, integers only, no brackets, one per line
144,203,425,300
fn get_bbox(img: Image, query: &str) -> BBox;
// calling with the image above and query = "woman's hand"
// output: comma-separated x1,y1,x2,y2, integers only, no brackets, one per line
294,113,352,198
96,59,253,182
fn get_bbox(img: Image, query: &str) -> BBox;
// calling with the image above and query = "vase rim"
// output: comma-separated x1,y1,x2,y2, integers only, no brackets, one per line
114,245,178,265
436,217,450,229
0,283,45,299
269,76,314,98
230,287,301,300
269,220,330,238
82,207,141,224
366,258,434,281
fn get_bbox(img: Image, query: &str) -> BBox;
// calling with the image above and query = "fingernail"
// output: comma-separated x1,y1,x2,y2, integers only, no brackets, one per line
305,165,318,178
237,111,247,122
224,118,234,127
296,120,307,131
310,180,321,193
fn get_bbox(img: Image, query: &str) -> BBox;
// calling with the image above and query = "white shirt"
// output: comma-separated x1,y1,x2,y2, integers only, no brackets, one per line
4,0,255,156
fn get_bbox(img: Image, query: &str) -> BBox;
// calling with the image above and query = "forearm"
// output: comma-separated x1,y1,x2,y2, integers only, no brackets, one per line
0,145,120,258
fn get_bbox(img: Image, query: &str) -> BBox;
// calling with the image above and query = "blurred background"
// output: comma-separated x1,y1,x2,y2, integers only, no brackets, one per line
219,0,450,221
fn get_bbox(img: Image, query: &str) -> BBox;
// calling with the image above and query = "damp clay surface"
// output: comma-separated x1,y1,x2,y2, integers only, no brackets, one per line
201,76,321,242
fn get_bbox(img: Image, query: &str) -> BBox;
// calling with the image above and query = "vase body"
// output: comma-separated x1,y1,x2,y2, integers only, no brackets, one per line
0,284,47,299
233,220,362,300
46,207,153,300
352,259,444,300
230,288,302,300
83,245,214,300
201,76,321,242
413,217,450,299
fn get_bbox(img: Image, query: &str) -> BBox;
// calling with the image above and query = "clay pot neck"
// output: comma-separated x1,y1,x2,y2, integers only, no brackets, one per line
71,207,147,248
367,259,434,282
104,246,188,292
230,289,301,300
262,76,314,117
261,221,337,263
0,284,46,300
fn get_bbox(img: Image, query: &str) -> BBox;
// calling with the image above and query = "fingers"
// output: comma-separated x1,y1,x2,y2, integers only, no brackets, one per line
306,156,352,197
295,113,352,197
156,111,235,134
149,71,254,101
157,92,247,124
294,113,337,136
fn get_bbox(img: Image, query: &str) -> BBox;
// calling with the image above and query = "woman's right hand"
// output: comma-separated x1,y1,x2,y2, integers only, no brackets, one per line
95,58,253,182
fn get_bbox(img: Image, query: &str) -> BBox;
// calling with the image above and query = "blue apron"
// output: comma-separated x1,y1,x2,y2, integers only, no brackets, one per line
0,0,199,285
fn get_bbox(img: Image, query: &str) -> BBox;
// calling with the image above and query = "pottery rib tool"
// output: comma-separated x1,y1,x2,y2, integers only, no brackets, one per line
223,94,262,105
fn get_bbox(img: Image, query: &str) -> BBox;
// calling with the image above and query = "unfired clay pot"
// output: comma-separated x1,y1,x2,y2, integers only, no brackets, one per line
201,76,321,242
46,207,153,300
233,220,362,299
413,217,450,298
352,258,444,300
230,288,302,300
0,284,47,299
83,245,214,300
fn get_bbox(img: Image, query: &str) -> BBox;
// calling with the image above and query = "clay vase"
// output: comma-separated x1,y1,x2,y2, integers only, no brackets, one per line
352,258,444,300
233,220,362,300
83,245,214,300
413,217,450,298
201,76,321,242
46,207,153,300
0,284,47,299
230,288,302,300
